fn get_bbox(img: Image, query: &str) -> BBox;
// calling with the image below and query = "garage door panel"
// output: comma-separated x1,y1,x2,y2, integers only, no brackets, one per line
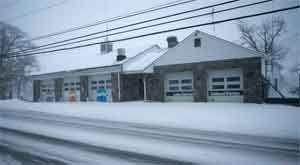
165,72,194,102
208,69,243,103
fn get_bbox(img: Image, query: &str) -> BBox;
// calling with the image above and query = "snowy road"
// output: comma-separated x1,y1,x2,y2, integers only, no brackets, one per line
0,109,299,165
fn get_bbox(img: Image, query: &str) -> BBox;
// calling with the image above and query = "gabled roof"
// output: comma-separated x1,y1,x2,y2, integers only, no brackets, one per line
154,30,263,66
30,44,167,77
123,45,168,73
30,45,152,76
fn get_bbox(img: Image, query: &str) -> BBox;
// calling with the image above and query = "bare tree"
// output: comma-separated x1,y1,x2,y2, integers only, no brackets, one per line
237,16,288,78
0,21,37,99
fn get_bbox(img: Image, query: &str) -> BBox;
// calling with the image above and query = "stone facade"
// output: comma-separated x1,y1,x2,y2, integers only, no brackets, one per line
33,58,263,103
151,57,263,103
54,78,63,102
33,80,41,102
111,73,164,102
111,73,120,102
119,74,144,101
80,76,89,101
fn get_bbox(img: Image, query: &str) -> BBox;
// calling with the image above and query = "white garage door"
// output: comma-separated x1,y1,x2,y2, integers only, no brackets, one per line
88,74,112,102
208,69,243,103
40,80,55,102
63,77,81,102
165,72,194,102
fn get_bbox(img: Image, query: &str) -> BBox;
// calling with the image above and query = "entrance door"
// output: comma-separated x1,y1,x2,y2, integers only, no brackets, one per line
208,69,243,103
165,72,194,102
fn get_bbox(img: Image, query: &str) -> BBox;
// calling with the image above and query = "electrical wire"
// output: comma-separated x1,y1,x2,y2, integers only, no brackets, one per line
14,0,242,54
23,0,198,42
6,5,300,59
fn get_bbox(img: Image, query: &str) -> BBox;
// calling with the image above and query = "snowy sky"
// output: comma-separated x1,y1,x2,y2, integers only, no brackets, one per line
0,0,299,77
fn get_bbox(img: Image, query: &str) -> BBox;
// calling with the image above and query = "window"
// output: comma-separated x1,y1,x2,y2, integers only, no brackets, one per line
227,84,240,89
194,38,201,47
70,82,75,86
76,82,80,86
227,77,240,82
64,83,69,86
166,75,193,96
64,88,69,91
212,78,224,83
181,79,192,84
212,85,224,90
98,80,105,84
169,86,179,91
91,81,97,84
91,86,97,90
169,80,179,85
182,85,192,90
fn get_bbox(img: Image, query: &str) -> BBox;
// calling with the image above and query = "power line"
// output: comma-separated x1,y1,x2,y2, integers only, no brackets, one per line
15,0,242,54
5,0,69,23
23,0,198,42
7,5,300,59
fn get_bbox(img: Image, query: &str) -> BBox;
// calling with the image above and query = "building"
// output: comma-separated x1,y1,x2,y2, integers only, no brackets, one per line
29,30,267,103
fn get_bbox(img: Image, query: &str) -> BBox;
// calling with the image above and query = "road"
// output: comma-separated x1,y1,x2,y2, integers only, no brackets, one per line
0,109,299,164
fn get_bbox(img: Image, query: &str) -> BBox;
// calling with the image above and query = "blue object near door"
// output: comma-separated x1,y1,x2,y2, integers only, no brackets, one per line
96,88,107,102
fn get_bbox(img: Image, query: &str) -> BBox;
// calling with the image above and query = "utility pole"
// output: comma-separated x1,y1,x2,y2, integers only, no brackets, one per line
211,7,215,34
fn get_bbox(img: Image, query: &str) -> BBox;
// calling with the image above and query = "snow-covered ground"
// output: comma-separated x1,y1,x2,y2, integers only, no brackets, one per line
0,100,299,165
0,100,299,140
0,154,21,165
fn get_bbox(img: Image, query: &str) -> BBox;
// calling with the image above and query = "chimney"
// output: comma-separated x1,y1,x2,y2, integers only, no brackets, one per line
116,48,126,61
166,36,178,48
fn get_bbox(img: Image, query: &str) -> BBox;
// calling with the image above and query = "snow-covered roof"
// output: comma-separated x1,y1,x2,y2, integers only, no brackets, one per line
30,45,151,76
123,45,168,73
154,30,263,66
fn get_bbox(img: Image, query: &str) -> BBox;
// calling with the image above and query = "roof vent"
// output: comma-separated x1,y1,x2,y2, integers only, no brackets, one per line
116,48,126,61
100,41,113,54
166,36,178,48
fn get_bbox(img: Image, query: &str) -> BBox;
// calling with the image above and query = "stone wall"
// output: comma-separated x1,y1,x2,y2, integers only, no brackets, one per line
120,74,144,101
145,73,164,102
80,76,89,101
111,73,164,102
111,73,120,102
33,80,41,102
54,78,63,102
152,57,263,103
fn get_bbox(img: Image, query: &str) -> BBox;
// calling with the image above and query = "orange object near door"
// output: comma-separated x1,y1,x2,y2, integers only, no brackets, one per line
68,89,76,102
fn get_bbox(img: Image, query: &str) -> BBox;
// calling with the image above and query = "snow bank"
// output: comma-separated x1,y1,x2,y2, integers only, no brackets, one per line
0,100,299,140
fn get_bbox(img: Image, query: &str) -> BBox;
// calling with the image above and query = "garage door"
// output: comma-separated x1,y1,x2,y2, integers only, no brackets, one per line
63,77,81,102
165,72,193,102
40,80,55,102
88,74,112,102
208,69,243,103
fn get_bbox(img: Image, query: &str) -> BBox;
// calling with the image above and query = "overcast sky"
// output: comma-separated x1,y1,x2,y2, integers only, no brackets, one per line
0,0,299,77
